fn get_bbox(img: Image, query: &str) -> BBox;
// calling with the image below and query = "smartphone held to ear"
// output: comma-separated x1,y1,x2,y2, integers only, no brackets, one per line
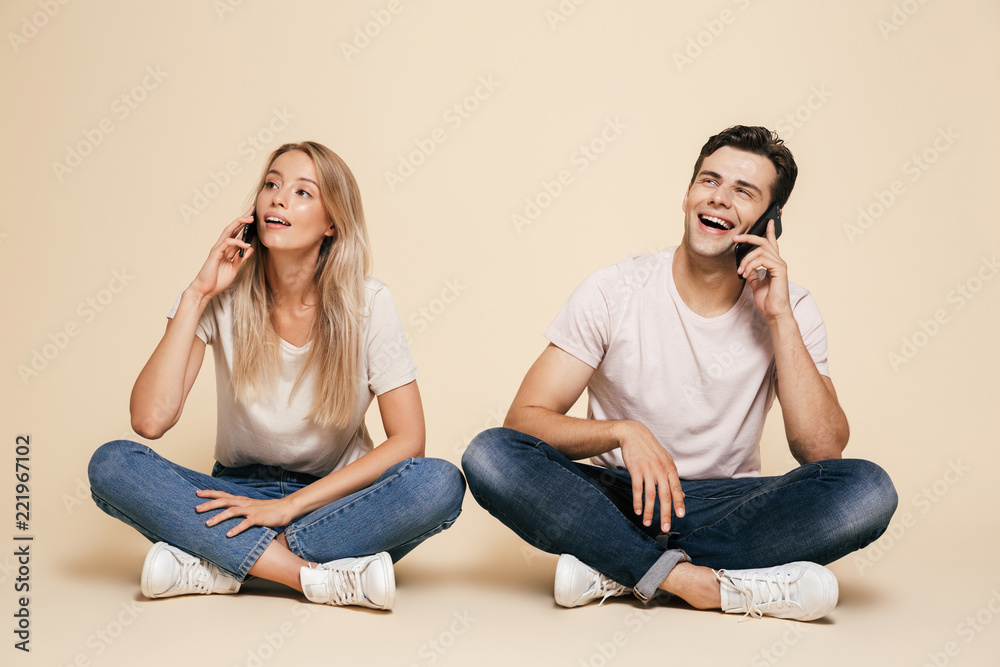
734,201,782,277
239,210,257,258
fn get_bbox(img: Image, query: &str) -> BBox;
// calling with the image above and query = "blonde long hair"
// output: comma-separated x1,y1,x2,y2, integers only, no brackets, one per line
228,141,372,428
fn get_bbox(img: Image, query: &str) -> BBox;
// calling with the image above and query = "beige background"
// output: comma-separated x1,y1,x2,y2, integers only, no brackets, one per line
3,1,999,665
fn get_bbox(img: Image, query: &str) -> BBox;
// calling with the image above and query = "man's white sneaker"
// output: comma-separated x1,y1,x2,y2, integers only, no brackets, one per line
140,542,241,599
716,561,838,621
554,554,632,608
300,552,395,610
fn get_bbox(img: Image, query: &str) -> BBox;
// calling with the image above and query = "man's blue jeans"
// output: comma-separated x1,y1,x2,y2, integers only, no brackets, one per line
89,440,466,581
462,428,896,600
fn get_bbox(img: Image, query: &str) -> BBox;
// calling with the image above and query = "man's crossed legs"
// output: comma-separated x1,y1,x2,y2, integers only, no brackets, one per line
462,428,897,620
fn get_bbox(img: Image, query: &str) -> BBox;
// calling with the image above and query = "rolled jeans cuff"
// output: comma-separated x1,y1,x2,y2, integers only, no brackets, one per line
633,548,689,601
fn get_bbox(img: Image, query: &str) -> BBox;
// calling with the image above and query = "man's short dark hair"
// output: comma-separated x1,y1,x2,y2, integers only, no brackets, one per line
690,126,798,208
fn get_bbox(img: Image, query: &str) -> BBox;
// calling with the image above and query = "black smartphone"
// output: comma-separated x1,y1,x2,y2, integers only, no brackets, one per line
734,201,782,276
239,210,257,258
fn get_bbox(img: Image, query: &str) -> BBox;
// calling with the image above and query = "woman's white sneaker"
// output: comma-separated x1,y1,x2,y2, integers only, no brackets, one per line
716,561,838,621
554,554,632,607
140,542,241,598
300,552,395,610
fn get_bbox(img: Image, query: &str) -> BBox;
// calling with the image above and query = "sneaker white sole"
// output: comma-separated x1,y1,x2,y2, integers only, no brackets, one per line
554,554,585,608
374,551,396,611
796,562,839,621
140,542,170,599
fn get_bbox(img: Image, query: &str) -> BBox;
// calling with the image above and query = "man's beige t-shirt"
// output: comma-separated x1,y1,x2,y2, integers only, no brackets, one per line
545,247,830,480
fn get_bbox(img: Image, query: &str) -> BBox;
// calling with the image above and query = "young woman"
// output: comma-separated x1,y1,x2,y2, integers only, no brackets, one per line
89,142,465,610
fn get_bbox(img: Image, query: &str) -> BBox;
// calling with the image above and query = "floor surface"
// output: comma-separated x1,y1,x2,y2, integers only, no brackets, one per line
37,500,999,667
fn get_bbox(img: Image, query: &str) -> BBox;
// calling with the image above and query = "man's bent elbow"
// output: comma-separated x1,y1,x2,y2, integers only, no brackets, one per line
503,407,529,433
791,422,850,464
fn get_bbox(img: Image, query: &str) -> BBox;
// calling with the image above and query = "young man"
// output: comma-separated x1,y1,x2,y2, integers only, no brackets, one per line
462,126,896,621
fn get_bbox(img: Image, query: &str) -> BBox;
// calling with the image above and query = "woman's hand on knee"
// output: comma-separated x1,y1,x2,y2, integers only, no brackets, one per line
195,490,298,538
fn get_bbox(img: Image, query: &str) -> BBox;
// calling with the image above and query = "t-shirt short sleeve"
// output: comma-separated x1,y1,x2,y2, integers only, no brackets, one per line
365,283,419,396
790,286,830,377
544,267,616,369
167,289,218,345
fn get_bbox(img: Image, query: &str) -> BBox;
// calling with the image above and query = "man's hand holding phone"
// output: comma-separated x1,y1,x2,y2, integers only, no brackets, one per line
734,211,791,321
734,201,782,273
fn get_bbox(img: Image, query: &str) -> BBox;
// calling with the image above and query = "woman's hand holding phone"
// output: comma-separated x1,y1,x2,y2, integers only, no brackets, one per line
131,210,252,439
239,208,256,258
188,207,256,299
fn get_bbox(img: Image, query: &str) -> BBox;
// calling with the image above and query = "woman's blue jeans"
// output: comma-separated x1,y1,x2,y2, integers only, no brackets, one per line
462,428,897,600
89,440,466,581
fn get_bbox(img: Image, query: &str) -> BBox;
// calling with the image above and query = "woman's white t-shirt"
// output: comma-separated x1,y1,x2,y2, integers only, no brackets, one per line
168,277,418,477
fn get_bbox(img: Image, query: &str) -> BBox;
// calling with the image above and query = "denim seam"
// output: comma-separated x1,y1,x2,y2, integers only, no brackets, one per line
634,549,690,601
541,442,673,559
284,458,419,544
236,530,277,581
96,445,276,580
90,488,161,543
673,463,825,545
383,512,462,559
285,531,306,560
483,442,672,588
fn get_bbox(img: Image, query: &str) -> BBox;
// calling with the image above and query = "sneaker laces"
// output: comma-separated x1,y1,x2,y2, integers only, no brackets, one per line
176,553,215,594
320,561,368,606
716,569,798,621
593,576,630,607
